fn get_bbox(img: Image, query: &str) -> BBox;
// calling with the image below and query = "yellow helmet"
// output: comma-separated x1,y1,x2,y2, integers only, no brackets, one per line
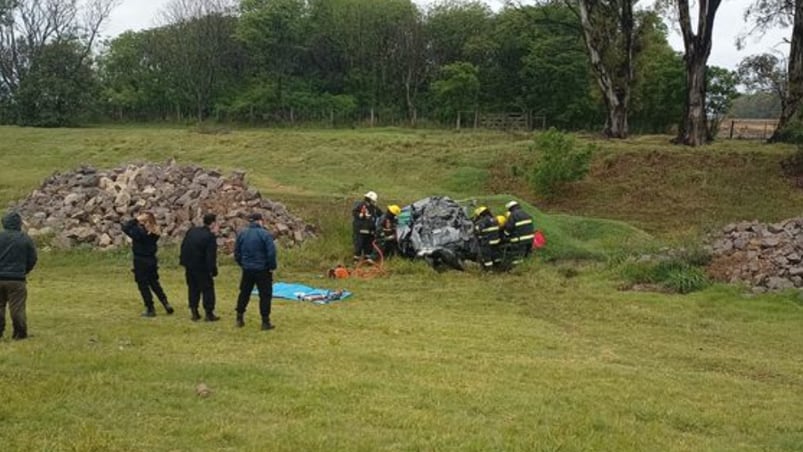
388,204,401,216
473,206,489,218
496,215,507,227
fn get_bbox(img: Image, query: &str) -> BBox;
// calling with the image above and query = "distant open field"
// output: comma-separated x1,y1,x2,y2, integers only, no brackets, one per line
721,118,780,140
0,126,801,451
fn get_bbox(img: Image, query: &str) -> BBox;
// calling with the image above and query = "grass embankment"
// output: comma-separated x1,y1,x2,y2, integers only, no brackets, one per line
491,135,803,239
0,126,802,451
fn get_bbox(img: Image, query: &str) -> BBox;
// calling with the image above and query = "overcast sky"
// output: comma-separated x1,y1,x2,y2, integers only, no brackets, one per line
103,0,791,70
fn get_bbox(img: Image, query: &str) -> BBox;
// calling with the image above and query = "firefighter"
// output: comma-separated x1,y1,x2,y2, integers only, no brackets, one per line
472,206,503,270
503,200,535,265
352,191,381,261
376,204,401,258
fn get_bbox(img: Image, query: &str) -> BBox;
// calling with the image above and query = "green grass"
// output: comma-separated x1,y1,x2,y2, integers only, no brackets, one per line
1,126,802,451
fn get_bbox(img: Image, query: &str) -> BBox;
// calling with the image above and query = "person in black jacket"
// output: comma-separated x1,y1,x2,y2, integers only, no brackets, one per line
472,206,503,271
376,204,401,258
0,211,37,340
234,212,278,331
503,201,535,265
122,212,173,317
352,191,380,262
180,213,219,322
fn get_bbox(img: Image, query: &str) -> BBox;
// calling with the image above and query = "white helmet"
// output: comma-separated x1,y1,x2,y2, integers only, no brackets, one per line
364,191,378,202
505,200,519,210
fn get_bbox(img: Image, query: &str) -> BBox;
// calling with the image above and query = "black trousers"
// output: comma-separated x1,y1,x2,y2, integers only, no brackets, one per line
353,233,375,258
379,239,397,258
236,270,273,321
478,244,502,270
133,258,167,310
185,270,216,314
0,280,27,339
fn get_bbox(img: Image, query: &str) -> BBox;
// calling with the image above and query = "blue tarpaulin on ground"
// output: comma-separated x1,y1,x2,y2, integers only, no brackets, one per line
253,282,352,305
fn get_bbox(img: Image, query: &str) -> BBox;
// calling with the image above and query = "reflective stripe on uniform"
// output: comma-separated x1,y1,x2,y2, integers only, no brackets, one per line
515,219,533,226
489,239,501,245
359,229,372,234
483,261,494,267
481,226,499,233
518,234,534,241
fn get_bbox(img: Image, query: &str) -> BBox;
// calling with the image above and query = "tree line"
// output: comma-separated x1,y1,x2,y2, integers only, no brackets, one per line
0,0,801,146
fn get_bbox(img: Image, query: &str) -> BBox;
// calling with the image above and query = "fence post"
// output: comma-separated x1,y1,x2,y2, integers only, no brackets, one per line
456,111,462,131
763,121,768,140
729,120,735,139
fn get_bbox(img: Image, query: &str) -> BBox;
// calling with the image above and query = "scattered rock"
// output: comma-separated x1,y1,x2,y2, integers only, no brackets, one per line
196,383,212,398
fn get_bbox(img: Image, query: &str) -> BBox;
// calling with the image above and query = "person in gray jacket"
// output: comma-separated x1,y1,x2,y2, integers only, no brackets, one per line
234,212,277,331
0,211,37,340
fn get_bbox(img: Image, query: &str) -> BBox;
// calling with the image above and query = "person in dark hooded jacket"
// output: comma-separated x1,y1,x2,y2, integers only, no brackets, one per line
0,211,37,340
122,212,173,317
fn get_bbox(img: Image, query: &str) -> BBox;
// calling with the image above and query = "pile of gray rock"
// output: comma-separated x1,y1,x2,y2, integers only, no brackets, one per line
11,161,314,251
708,219,803,292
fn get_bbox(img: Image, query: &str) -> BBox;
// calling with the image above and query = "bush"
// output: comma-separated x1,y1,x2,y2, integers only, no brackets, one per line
531,128,594,199
619,252,710,294
663,266,709,294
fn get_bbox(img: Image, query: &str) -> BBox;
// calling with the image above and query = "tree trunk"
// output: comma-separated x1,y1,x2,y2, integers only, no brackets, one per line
404,67,418,127
771,0,803,141
679,59,708,146
574,1,634,139
606,98,628,138
674,0,722,147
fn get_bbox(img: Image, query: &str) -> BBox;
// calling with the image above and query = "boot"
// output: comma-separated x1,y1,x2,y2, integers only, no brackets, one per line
161,299,175,315
12,331,27,340
261,319,275,331
141,308,156,318
204,312,220,322
190,308,201,322
235,313,244,328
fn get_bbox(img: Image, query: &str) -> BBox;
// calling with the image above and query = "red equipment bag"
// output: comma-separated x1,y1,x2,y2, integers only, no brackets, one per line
533,230,546,249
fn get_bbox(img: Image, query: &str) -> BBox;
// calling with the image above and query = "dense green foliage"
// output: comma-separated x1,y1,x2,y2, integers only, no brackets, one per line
0,0,694,131
729,92,782,118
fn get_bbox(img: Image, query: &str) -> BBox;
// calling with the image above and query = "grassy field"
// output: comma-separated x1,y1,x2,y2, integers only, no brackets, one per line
1,125,802,451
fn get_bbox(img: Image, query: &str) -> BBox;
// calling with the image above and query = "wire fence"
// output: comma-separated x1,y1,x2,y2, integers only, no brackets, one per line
723,118,779,140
